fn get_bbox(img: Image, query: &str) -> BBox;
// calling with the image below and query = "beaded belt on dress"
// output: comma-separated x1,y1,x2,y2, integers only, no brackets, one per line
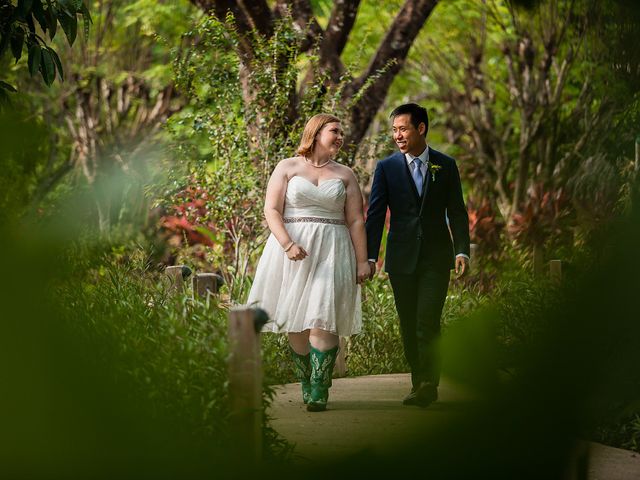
283,216,345,225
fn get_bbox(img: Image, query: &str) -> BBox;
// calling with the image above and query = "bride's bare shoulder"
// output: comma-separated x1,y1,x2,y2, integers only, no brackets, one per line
274,156,303,176
333,162,357,182
274,156,302,171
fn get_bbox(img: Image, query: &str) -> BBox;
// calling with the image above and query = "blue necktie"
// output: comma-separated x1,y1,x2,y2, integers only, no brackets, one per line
412,158,423,195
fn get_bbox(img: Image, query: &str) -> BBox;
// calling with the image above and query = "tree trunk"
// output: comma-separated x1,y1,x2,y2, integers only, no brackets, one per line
192,0,441,161
342,0,439,156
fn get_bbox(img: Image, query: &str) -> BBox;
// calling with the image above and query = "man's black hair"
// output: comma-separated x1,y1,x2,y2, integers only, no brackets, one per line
390,103,429,137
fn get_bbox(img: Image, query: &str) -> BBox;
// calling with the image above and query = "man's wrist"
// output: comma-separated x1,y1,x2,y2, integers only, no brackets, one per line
456,253,470,260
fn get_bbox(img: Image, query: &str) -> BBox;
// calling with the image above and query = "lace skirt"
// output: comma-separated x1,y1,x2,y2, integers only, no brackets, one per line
246,219,362,336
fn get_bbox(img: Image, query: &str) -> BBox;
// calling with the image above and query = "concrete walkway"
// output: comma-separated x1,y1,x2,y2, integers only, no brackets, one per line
268,373,640,479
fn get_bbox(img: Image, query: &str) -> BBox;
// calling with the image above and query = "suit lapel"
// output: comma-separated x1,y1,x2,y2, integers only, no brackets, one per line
423,147,434,198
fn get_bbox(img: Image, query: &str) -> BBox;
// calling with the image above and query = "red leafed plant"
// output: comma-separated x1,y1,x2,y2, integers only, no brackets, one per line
159,185,216,250
467,197,504,263
507,183,572,249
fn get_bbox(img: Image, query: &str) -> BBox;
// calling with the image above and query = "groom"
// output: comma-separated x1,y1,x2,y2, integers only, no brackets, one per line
366,103,470,407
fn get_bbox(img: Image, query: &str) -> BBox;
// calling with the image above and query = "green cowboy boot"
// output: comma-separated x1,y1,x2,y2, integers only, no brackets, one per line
289,347,312,404
307,344,339,412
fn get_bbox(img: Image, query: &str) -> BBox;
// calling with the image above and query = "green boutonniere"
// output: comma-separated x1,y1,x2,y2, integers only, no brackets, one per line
428,162,442,182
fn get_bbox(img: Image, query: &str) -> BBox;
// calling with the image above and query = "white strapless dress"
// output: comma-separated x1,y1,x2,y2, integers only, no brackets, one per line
246,176,362,335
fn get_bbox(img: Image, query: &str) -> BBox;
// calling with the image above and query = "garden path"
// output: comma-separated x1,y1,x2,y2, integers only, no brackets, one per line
268,373,640,479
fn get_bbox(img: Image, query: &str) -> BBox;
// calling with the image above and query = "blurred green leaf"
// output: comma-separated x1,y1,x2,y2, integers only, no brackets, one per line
40,48,56,86
48,47,64,82
28,43,41,76
81,2,92,40
17,0,34,18
45,4,58,40
10,28,24,62
58,11,77,45
0,81,17,93
32,1,47,31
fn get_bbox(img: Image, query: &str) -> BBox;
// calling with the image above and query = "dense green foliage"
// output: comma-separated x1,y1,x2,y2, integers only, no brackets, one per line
0,227,292,470
2,0,640,469
165,11,380,298
56,245,292,460
383,0,640,264
59,248,231,439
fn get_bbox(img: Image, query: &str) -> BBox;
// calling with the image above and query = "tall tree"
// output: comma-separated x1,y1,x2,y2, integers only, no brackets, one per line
418,0,634,239
189,0,439,158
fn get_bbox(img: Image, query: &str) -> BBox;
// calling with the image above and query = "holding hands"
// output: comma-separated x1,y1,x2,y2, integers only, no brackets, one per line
286,240,372,285
284,241,308,261
357,261,372,284
368,260,377,280
455,255,469,278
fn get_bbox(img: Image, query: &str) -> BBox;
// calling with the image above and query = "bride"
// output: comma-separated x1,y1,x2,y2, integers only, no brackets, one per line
247,113,370,412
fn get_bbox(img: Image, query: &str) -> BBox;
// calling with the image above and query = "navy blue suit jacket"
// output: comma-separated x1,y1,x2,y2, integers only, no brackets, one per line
365,147,470,275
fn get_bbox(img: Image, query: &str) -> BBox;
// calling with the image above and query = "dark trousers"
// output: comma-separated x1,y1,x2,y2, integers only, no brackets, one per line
388,252,451,390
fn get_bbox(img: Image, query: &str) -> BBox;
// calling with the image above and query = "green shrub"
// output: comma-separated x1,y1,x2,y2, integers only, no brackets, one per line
345,274,486,377
347,276,406,376
262,333,297,385
57,244,291,460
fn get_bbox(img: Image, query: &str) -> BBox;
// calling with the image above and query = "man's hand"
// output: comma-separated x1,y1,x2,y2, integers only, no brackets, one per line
455,256,469,278
368,260,377,280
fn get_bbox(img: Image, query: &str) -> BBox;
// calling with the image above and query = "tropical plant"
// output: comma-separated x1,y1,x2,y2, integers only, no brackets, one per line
397,0,639,256
188,0,441,160
57,243,291,460
0,0,91,100
166,12,387,299
347,276,406,375
4,0,196,234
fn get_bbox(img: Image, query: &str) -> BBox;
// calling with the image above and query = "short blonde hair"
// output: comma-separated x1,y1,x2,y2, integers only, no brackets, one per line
296,113,341,157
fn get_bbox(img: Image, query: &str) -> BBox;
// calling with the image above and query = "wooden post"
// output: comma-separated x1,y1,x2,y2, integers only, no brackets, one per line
165,265,186,293
549,260,562,283
334,337,348,377
470,243,479,268
533,244,544,277
564,439,590,480
192,273,223,300
228,307,262,462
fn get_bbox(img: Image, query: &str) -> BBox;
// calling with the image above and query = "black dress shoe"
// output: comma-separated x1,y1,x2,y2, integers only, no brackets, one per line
415,382,438,408
402,389,419,406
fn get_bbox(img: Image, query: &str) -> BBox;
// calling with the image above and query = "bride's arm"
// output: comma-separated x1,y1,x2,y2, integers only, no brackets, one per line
344,170,370,284
264,160,308,260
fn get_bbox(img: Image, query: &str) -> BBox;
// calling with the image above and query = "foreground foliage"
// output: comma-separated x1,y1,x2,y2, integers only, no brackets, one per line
0,233,292,472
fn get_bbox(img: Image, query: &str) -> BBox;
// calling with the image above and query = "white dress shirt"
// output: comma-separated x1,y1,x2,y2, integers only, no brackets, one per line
405,148,429,181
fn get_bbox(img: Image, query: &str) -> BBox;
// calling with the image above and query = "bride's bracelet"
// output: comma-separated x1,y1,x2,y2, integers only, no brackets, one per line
283,241,295,252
